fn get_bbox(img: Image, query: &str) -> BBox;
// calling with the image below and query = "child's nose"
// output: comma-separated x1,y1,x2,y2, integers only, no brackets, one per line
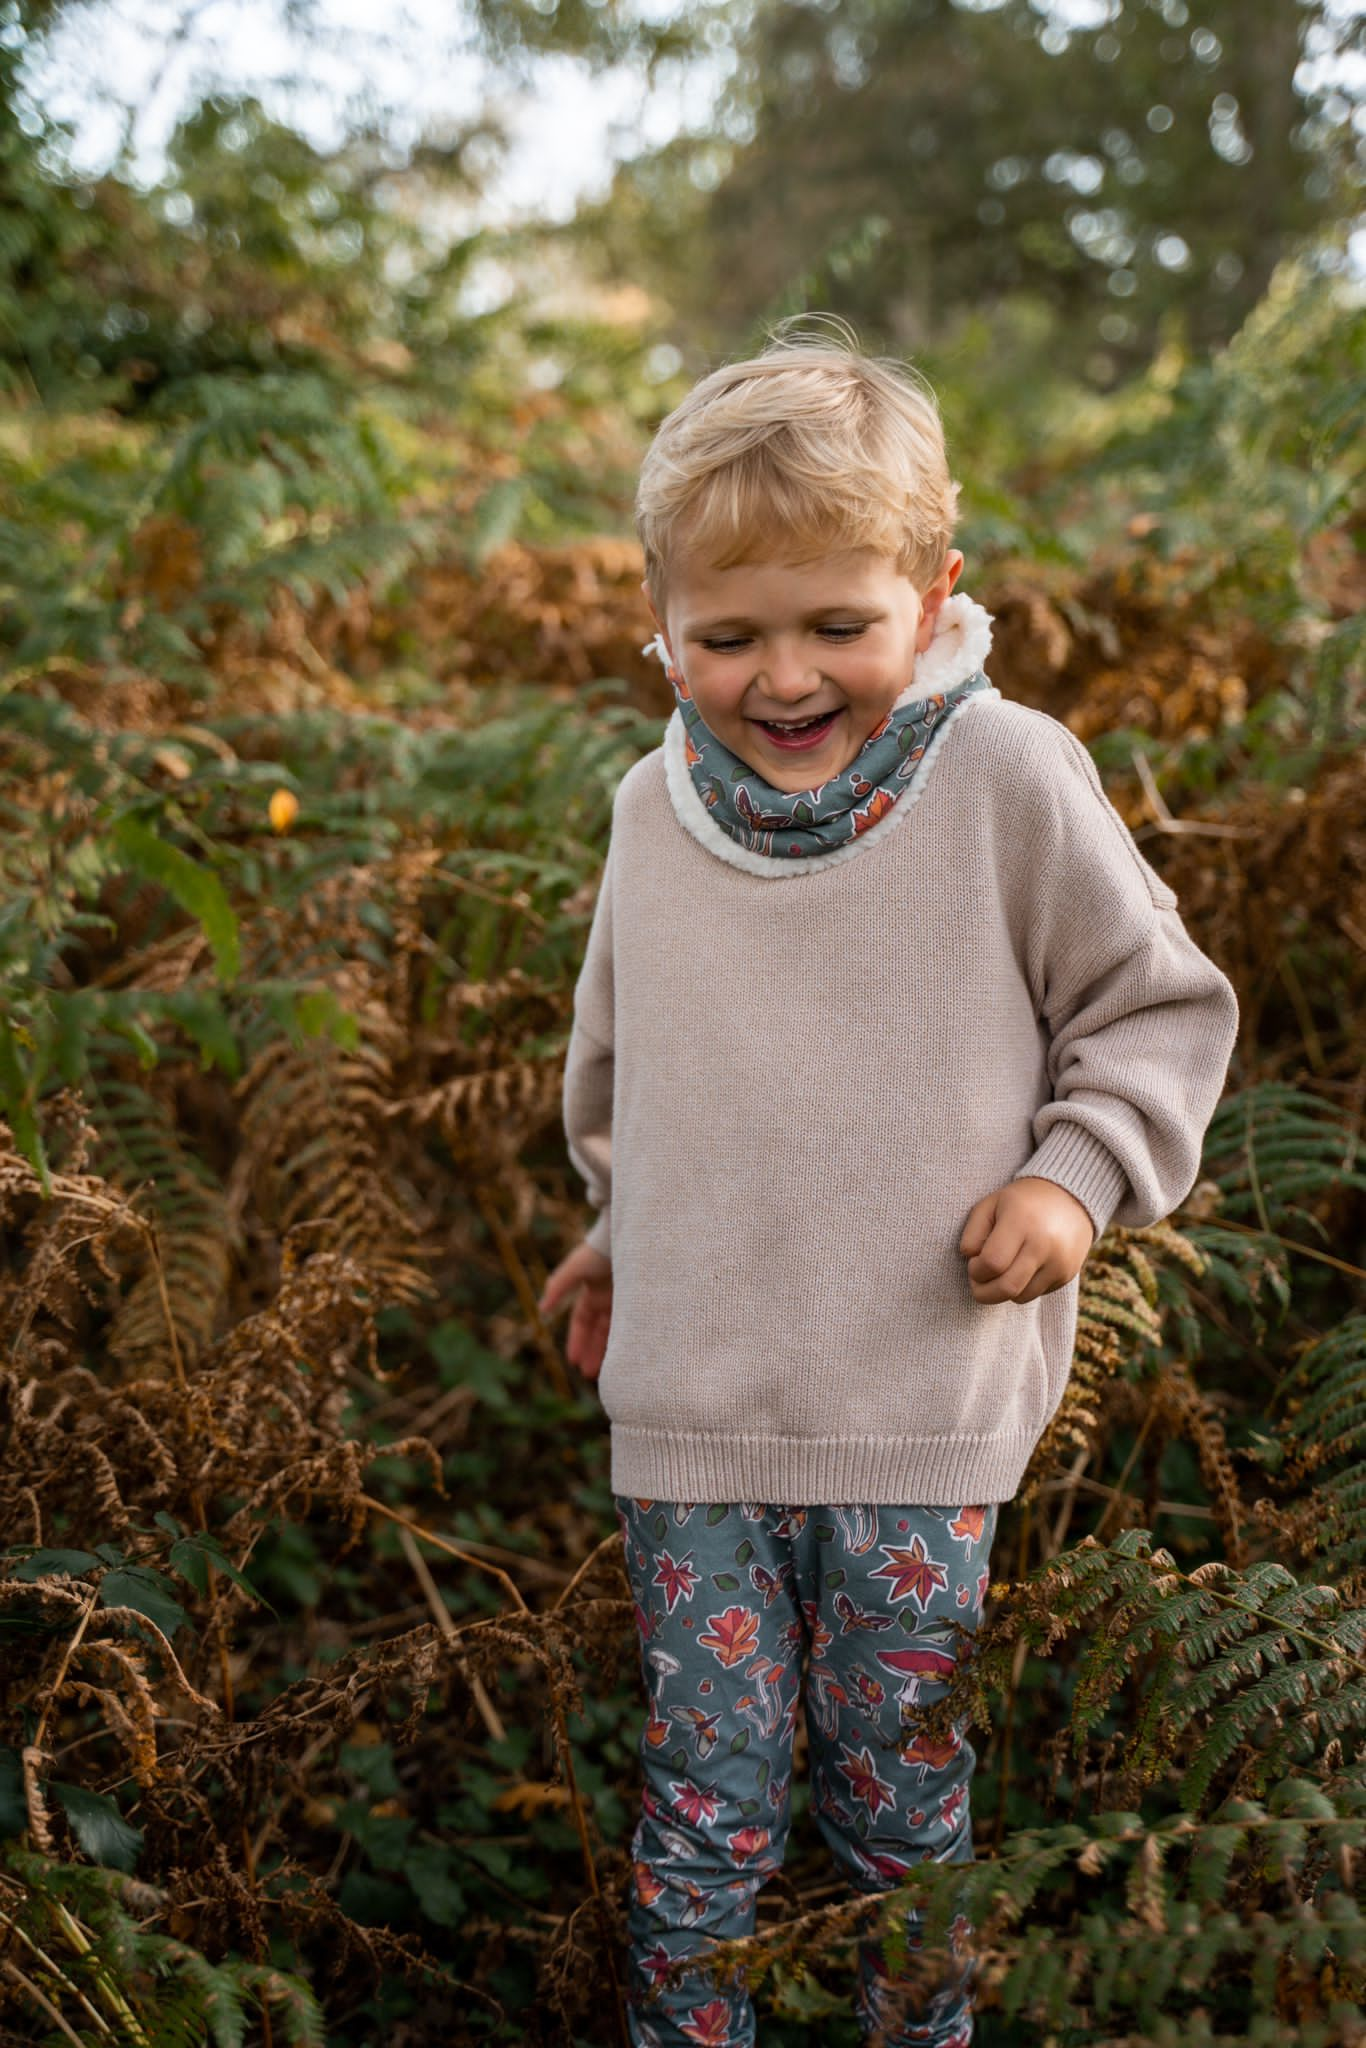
759,644,823,701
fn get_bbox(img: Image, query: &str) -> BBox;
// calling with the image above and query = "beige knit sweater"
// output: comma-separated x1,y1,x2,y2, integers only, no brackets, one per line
561,594,1240,1506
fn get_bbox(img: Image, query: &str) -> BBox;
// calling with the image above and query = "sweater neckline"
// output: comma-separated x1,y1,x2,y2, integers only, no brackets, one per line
660,591,1002,880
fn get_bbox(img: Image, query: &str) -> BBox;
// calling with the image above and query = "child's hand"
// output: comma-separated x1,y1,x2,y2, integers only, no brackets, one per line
958,1176,1096,1304
536,1241,613,1381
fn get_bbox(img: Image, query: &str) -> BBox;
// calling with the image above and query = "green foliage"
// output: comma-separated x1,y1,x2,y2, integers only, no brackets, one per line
0,24,1361,2045
0,1840,327,2044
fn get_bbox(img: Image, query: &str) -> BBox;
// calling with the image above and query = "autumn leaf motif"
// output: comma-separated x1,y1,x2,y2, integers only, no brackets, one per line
851,785,899,835
633,1859,665,1906
938,1783,969,1833
837,1741,898,1818
653,1548,700,1612
855,1845,916,1886
870,1533,950,1610
725,1822,772,1867
948,1504,988,1552
684,730,702,767
669,1779,722,1827
680,1999,735,2046
697,1604,761,1667
644,1708,670,1747
898,1728,963,1780
640,1941,674,1988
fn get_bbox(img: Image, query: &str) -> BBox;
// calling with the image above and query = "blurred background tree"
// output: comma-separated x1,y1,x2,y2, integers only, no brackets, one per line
572,0,1363,385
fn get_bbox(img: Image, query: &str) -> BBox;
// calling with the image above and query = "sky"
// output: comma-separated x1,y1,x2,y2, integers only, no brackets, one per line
21,0,1366,231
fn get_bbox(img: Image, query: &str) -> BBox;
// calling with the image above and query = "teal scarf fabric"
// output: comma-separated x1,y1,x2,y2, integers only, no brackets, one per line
650,638,992,859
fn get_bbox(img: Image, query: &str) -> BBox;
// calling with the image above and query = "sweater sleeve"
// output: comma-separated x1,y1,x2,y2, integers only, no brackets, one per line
1010,720,1240,1241
562,837,616,1259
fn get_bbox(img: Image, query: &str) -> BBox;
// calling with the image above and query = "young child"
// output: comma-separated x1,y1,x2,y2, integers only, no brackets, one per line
536,330,1239,2048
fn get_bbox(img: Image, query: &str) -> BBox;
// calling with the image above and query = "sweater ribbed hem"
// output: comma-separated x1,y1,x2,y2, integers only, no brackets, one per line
608,1423,1040,1507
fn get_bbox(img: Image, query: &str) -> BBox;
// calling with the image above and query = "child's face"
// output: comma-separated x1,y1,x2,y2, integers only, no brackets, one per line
646,546,964,792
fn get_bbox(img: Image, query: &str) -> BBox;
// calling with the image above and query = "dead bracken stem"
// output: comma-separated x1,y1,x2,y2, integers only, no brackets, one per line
474,1184,574,1399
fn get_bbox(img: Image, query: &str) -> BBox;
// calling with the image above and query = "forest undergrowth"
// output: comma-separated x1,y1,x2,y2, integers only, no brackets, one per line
0,245,1363,2047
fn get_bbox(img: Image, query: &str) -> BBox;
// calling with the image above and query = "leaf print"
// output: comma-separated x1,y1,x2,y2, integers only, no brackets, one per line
640,1941,674,1988
899,1728,963,1780
837,1742,898,1819
938,1783,968,1833
633,1859,665,1906
948,1504,989,1551
725,1823,771,1867
870,1534,950,1610
852,785,898,835
653,1549,700,1612
669,1778,721,1828
680,1998,735,2045
710,1571,740,1591
697,1604,761,1667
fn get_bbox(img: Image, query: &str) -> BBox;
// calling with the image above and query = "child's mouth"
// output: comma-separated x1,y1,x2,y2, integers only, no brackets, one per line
752,709,843,752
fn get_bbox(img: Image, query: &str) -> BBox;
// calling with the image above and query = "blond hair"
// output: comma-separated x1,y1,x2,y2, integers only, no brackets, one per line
636,318,960,604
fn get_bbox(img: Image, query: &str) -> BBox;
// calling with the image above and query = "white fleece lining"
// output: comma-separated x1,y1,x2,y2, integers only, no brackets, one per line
659,591,1002,881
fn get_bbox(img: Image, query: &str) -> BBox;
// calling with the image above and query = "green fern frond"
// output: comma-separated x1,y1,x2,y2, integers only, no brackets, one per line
1202,1081,1366,1231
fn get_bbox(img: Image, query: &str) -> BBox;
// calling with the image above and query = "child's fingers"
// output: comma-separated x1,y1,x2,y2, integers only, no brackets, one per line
970,1240,1041,1303
958,1192,997,1256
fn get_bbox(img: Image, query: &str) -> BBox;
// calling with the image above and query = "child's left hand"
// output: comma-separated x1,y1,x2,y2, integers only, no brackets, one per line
958,1176,1096,1304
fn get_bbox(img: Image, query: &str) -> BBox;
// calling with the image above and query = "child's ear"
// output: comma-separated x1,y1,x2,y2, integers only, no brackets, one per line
914,551,965,650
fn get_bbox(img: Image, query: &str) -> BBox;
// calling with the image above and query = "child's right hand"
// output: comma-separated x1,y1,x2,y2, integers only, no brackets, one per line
536,1241,613,1381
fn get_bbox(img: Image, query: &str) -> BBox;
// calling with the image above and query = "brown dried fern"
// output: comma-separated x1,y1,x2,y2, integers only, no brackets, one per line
1017,1217,1208,1504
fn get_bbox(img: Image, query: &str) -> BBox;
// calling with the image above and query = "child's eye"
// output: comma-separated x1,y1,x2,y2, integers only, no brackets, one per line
699,624,867,653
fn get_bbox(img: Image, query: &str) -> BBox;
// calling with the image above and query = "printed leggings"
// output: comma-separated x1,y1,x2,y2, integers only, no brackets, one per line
614,1497,999,2048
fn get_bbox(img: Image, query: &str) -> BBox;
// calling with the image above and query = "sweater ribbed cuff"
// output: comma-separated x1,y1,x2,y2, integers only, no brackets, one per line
1013,1126,1131,1241
584,1207,612,1259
